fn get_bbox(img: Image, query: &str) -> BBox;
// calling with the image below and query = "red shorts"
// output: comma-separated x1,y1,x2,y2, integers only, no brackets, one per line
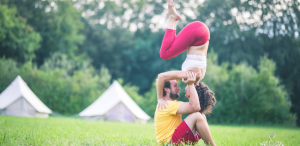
171,121,201,145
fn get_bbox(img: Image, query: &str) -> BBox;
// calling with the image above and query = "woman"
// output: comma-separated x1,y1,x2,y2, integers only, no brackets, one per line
157,0,210,101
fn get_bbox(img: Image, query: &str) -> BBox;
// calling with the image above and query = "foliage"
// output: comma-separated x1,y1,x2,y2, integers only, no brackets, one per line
1,0,85,65
0,5,41,62
203,53,295,124
141,81,160,117
78,24,135,79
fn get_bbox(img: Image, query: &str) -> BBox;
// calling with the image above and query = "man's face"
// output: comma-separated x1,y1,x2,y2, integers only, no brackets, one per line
169,80,180,100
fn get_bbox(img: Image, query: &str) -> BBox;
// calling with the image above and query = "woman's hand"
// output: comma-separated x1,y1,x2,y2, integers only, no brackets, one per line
182,71,196,85
157,98,169,111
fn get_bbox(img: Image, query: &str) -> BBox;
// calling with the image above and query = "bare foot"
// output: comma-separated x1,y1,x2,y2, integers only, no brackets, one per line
168,0,180,21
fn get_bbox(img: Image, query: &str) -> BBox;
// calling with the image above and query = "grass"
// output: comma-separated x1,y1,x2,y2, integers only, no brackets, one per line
0,116,299,146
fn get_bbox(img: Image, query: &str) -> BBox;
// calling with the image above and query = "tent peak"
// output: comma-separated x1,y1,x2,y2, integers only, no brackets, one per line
112,80,121,85
15,75,26,85
16,75,22,80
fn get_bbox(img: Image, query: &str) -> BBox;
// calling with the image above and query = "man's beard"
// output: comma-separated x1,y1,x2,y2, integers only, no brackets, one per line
170,91,179,100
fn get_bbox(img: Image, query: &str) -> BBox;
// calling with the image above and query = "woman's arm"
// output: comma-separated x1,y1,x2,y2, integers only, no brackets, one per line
177,77,201,114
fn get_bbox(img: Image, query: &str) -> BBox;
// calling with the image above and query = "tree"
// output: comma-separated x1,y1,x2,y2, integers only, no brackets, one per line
1,0,85,65
203,53,295,124
0,5,41,62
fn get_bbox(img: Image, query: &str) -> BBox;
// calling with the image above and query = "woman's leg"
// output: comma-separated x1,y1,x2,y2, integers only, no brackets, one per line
160,21,210,60
160,1,210,60
160,0,179,60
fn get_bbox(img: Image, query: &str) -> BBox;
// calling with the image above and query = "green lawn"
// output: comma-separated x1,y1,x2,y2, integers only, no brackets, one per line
0,116,299,145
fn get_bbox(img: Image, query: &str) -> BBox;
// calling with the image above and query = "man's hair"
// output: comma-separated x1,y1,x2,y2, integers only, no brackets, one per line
163,81,171,96
196,82,217,114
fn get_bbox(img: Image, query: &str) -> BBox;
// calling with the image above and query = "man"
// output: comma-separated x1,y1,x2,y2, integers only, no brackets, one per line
155,71,216,145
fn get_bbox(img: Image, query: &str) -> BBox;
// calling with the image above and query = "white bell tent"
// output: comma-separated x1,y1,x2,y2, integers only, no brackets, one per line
0,76,51,118
79,81,150,123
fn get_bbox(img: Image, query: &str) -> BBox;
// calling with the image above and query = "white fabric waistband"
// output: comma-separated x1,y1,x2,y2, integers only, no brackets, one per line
185,54,206,61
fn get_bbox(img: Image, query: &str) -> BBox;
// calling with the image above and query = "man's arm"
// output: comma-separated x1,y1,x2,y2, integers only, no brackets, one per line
156,68,202,100
156,71,187,99
156,71,187,110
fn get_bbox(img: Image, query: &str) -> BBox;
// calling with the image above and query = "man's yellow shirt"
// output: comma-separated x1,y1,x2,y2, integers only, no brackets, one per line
154,100,182,145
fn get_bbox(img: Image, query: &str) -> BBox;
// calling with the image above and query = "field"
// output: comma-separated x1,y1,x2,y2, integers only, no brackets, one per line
0,116,299,146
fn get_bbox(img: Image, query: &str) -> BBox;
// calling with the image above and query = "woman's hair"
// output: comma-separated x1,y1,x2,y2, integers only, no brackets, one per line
196,82,216,114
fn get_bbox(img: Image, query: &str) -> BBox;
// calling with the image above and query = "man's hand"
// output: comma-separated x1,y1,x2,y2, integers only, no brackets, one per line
182,71,196,85
157,98,169,111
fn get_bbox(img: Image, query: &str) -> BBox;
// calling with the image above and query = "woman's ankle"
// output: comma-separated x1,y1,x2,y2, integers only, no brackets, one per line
168,16,177,21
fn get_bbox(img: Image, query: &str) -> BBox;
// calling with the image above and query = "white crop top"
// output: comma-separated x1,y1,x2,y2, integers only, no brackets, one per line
181,54,207,71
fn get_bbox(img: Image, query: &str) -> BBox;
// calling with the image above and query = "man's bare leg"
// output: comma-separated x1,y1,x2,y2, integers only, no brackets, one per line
184,112,216,146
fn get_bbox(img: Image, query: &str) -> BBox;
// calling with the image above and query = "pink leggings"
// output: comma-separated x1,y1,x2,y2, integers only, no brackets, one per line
160,21,210,60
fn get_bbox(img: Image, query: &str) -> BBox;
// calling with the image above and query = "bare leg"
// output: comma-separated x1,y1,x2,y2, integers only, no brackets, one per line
166,16,177,30
166,0,180,30
184,112,216,146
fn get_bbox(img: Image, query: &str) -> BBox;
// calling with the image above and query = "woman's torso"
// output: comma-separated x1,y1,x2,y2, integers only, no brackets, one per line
182,42,209,80
186,41,209,56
